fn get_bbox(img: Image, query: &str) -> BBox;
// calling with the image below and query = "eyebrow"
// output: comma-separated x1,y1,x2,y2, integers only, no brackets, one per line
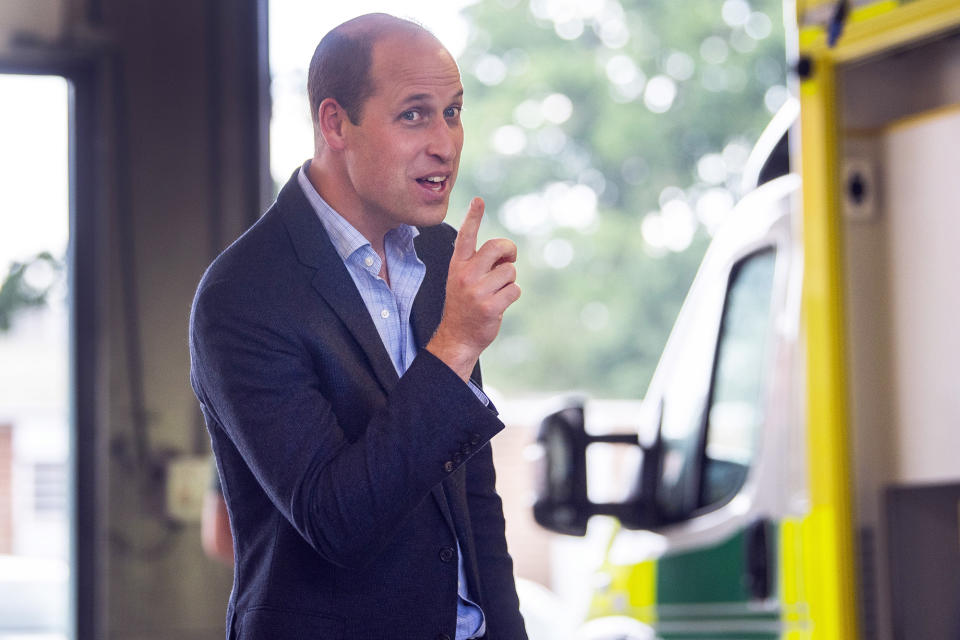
401,89,464,105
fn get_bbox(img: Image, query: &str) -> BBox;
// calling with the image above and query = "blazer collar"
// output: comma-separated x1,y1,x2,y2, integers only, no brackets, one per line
275,167,454,392
276,168,399,393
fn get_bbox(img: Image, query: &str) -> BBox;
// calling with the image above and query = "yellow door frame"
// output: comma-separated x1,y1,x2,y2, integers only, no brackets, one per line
794,1,960,638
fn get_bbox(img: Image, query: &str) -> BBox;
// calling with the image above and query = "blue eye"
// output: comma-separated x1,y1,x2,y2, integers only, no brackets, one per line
401,110,421,122
444,106,462,119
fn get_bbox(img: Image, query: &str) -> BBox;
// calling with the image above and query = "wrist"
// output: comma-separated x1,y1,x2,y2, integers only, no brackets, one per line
425,331,479,382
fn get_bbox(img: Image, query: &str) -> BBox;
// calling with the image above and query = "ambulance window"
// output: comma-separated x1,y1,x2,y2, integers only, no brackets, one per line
655,265,728,522
701,248,776,508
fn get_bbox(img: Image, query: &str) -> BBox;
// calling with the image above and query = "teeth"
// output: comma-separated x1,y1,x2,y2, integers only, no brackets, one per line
424,176,444,182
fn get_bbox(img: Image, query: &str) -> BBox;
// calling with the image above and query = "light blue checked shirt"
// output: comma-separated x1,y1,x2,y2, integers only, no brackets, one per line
298,167,486,640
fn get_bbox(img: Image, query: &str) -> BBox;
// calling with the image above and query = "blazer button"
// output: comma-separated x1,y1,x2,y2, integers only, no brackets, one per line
470,432,482,445
460,442,472,455
443,460,455,473
439,546,455,563
452,452,464,465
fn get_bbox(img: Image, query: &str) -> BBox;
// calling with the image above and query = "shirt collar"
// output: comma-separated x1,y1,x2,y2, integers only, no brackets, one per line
385,223,420,258
297,162,420,263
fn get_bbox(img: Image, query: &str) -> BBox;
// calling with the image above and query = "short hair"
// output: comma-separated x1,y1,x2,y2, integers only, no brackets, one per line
307,14,429,127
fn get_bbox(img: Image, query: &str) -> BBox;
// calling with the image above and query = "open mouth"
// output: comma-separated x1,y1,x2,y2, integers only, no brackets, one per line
416,175,448,192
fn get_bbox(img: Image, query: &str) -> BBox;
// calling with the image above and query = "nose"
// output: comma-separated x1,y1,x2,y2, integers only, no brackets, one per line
426,118,460,163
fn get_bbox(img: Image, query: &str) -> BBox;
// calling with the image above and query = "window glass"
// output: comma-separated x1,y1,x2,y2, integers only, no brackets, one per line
655,248,777,521
701,249,777,506
655,274,728,521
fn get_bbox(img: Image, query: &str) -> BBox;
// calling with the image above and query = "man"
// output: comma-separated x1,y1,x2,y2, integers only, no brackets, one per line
189,13,527,640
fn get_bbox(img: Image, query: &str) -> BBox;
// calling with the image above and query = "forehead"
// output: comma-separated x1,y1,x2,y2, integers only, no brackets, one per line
369,33,462,103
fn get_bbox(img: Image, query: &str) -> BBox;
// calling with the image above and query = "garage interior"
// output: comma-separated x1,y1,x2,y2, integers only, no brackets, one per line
2,1,269,637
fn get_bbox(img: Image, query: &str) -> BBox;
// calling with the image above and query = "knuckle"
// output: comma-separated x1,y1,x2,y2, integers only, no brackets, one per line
452,271,471,288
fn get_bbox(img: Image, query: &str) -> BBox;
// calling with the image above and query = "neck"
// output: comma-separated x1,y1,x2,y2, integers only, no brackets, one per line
307,155,390,257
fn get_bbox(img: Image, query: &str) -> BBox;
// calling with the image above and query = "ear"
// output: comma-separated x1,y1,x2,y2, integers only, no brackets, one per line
318,98,349,151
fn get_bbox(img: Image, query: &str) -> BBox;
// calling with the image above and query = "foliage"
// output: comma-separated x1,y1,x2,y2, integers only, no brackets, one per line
0,252,64,332
453,0,786,398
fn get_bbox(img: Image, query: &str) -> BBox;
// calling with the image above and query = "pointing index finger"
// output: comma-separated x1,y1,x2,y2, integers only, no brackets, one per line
453,197,484,260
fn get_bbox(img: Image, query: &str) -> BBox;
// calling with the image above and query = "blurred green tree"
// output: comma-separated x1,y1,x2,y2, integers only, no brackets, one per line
451,0,786,398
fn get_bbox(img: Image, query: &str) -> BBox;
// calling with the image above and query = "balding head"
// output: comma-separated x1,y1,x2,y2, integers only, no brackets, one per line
305,13,464,242
307,13,435,131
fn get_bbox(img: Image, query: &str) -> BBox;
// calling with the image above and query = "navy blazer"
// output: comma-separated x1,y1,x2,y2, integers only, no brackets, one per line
189,170,527,640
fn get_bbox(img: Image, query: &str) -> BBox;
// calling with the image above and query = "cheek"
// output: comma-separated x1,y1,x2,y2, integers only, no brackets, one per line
356,146,397,181
353,134,420,187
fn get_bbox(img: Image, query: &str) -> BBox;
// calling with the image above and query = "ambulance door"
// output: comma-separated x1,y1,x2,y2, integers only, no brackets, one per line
600,175,804,639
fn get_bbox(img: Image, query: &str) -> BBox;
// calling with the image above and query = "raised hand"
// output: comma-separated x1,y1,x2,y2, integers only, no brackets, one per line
427,197,521,382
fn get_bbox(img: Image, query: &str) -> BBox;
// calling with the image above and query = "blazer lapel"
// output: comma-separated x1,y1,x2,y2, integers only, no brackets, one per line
276,170,399,393
411,227,466,531
412,227,487,391
411,228,451,350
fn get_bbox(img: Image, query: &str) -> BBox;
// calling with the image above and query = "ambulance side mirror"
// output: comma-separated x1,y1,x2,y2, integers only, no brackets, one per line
532,403,661,536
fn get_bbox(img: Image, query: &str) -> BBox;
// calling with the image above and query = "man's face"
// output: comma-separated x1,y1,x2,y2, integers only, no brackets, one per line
341,33,464,235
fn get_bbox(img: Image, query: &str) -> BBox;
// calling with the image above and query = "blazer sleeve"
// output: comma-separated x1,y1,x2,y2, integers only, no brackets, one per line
466,444,528,639
190,276,504,570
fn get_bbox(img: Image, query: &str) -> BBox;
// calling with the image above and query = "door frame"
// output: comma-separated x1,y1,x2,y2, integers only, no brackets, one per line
0,51,106,640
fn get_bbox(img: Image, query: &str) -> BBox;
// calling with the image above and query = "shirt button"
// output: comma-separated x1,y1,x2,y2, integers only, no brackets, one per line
364,256,374,267
380,309,390,319
439,547,455,563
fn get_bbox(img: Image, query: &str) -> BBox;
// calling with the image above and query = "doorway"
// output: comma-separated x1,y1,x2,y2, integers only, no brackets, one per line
0,73,71,640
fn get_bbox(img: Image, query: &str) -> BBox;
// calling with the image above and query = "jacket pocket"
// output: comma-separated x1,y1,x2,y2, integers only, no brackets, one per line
237,605,344,640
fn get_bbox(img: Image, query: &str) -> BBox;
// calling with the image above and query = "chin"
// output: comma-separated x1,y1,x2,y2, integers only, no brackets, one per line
415,202,451,227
